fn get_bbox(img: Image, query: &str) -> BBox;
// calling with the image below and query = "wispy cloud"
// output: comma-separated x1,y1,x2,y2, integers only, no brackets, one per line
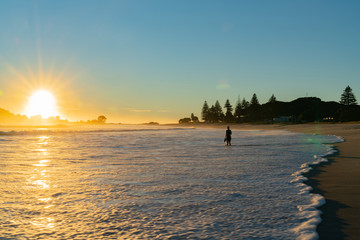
123,108,151,113
216,80,231,90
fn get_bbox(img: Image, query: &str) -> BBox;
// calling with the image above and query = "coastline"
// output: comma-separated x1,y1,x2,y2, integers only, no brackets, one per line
185,123,360,240
281,123,360,240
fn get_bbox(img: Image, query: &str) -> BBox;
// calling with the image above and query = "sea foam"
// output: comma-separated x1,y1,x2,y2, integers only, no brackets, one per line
291,135,343,239
0,126,343,239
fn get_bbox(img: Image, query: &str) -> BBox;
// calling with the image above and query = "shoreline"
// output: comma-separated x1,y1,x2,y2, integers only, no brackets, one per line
186,123,360,240
282,124,360,240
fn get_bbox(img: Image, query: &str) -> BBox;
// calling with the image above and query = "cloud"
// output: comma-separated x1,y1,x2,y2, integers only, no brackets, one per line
216,80,231,90
124,108,151,113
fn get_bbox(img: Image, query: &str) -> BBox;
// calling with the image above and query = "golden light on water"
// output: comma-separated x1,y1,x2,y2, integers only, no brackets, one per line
33,160,50,167
30,217,55,229
25,90,59,118
26,135,55,230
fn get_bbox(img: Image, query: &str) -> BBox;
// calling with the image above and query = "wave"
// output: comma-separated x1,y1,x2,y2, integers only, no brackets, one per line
291,135,343,240
0,126,195,136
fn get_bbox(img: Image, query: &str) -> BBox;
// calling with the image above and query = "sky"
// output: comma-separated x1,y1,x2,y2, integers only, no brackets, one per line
0,0,359,123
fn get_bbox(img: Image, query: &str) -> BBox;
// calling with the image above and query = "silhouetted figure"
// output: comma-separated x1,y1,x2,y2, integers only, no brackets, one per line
225,126,232,146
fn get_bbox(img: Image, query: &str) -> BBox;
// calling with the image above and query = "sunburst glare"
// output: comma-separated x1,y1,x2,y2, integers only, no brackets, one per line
25,90,59,118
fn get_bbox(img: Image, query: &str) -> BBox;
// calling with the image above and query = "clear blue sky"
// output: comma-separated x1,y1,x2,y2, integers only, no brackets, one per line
1,0,359,123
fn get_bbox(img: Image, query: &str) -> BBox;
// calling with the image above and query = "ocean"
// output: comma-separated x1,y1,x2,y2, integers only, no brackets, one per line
0,126,342,239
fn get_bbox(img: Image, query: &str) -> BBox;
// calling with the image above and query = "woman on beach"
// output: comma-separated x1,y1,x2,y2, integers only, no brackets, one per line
225,126,232,146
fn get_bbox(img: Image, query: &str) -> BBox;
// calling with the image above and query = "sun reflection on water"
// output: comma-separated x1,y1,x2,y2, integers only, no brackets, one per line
38,197,52,202
33,160,50,167
30,217,55,229
31,179,50,189
26,135,56,231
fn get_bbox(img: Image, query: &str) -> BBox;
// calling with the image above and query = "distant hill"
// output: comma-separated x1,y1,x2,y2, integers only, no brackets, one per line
245,97,360,122
0,108,29,124
193,97,360,124
0,107,98,125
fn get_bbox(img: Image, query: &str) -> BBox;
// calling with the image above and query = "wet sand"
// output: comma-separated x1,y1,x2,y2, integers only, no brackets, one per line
281,123,360,240
204,123,360,240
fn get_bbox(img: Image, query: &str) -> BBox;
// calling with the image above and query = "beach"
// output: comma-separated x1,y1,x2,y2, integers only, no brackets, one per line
282,123,360,240
224,123,360,240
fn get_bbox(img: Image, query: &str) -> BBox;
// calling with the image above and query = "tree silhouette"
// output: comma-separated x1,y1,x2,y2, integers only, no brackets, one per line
340,86,357,105
191,113,199,122
201,101,209,122
202,101,225,123
97,115,107,124
224,99,234,122
179,118,191,124
207,105,217,123
196,95,360,124
214,100,224,122
234,96,242,122
224,99,233,112
250,93,260,106
268,94,277,103
241,98,250,109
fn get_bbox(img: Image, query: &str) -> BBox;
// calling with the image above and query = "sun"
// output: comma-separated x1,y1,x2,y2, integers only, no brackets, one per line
25,90,59,118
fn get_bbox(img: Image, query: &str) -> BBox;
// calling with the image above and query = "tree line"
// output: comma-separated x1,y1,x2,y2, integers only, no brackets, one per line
200,93,273,123
0,108,108,125
180,85,359,123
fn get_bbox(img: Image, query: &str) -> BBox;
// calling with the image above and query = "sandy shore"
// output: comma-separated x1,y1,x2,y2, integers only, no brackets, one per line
280,123,360,240
210,123,360,240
